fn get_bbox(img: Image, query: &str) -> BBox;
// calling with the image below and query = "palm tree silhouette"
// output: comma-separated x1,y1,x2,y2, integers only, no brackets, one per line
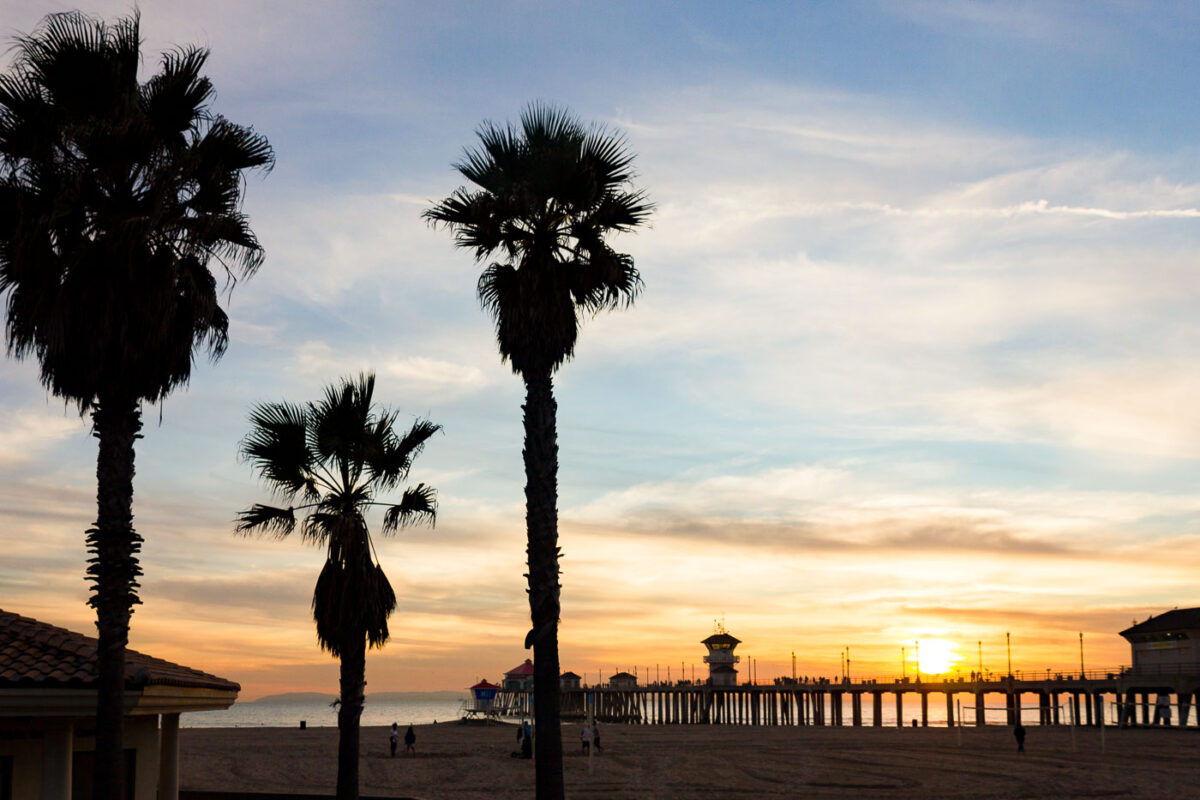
426,104,651,798
0,11,271,798
237,373,438,800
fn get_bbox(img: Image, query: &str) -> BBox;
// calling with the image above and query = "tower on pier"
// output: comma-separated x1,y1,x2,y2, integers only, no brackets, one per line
702,621,741,687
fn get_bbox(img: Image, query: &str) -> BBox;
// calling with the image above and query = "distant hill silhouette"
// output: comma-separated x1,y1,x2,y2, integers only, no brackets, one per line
250,690,463,704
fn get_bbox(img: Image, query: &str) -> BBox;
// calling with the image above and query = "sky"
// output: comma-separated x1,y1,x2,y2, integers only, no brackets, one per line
2,0,1200,698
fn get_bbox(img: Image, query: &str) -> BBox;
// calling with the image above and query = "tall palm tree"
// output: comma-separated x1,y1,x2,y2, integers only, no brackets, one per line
237,373,438,800
0,11,271,799
425,104,651,799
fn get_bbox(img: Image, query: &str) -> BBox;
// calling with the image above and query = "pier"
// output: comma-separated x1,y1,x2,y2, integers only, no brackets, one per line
492,666,1200,728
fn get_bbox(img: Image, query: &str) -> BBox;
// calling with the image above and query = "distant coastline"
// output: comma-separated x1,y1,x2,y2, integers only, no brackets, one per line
248,690,464,704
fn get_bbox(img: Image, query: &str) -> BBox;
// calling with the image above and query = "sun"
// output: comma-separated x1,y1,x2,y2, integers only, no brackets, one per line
915,639,961,676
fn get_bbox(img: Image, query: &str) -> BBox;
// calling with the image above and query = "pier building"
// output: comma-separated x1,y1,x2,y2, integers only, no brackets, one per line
702,625,741,687
609,671,638,689
1120,608,1200,673
502,659,534,691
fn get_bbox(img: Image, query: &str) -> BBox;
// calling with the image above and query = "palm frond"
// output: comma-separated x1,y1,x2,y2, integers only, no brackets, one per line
381,484,438,533
235,504,296,538
300,510,339,547
370,418,441,489
239,401,312,499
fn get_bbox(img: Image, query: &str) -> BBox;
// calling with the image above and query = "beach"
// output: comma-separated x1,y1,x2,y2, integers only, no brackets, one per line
181,722,1200,799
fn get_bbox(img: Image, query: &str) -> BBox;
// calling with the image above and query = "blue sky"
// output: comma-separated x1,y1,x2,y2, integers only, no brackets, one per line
2,1,1199,695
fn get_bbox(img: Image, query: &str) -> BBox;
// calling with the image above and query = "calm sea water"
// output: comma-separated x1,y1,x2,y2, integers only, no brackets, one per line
183,698,469,728
184,691,1182,729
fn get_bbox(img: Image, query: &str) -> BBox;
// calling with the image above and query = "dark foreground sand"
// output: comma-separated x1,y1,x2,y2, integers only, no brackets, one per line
181,722,1200,799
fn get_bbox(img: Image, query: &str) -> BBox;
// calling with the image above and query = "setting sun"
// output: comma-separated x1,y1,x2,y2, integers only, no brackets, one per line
915,639,962,677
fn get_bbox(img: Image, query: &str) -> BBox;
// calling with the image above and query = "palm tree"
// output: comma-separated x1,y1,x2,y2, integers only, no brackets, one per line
425,104,651,799
0,11,271,799
237,373,438,800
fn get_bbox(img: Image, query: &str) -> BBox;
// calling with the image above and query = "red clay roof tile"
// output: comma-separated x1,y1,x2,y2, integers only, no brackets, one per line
0,609,238,692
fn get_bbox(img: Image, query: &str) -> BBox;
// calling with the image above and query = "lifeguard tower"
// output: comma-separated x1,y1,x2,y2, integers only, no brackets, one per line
463,679,501,721
703,622,741,687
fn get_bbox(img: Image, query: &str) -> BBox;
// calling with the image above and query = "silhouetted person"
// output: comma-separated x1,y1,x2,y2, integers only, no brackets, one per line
404,724,416,754
1014,722,1026,753
389,722,399,757
592,721,601,753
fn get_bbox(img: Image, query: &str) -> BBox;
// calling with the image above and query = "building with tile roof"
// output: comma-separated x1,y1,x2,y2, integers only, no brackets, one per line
0,609,239,800
503,658,534,691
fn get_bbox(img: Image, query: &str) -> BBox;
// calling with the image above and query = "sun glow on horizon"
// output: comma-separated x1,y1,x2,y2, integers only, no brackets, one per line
914,638,962,677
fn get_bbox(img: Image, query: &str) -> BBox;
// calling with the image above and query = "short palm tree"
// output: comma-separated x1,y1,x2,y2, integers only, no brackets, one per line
425,104,651,799
237,373,438,800
0,11,271,799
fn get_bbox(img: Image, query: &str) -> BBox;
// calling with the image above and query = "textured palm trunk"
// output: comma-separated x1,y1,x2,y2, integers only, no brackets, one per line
88,397,143,800
522,371,564,800
336,634,366,800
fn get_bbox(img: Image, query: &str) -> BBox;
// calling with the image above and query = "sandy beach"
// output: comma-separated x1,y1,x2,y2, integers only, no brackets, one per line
181,722,1200,799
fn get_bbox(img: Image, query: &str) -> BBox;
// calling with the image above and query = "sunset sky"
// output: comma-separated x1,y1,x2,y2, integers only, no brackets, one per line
2,1,1200,699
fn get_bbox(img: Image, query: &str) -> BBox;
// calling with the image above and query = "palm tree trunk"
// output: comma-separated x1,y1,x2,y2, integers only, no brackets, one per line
87,397,143,800
522,370,564,800
336,634,366,800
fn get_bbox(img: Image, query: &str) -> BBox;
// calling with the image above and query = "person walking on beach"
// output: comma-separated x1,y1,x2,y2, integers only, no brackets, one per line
389,723,399,757
404,724,416,755
581,723,591,754
592,721,601,753
1014,722,1026,754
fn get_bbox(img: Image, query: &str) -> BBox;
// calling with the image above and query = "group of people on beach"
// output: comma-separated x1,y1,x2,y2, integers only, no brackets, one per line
580,721,602,754
506,719,602,759
389,723,416,757
511,719,533,759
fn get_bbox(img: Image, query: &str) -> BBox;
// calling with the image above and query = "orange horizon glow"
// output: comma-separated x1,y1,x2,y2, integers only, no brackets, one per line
23,589,1143,701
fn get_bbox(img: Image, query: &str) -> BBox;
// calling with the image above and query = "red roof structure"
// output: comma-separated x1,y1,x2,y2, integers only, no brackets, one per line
505,658,534,677
0,608,238,692
470,680,500,690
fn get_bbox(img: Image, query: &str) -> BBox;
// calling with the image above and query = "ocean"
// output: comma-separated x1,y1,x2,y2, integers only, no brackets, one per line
182,697,470,728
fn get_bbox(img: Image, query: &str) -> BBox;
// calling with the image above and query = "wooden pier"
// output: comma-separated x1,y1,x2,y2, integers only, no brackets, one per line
492,667,1200,728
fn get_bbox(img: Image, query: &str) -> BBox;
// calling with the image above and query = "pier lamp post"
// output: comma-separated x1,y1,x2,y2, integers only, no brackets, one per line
1006,632,1012,677
977,641,983,679
901,646,906,680
915,640,920,682
1079,632,1085,677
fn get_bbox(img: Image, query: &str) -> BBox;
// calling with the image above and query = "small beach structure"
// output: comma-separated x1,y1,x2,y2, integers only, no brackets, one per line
503,659,535,691
0,608,238,800
463,680,501,720
609,671,638,689
703,624,741,687
560,671,582,691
